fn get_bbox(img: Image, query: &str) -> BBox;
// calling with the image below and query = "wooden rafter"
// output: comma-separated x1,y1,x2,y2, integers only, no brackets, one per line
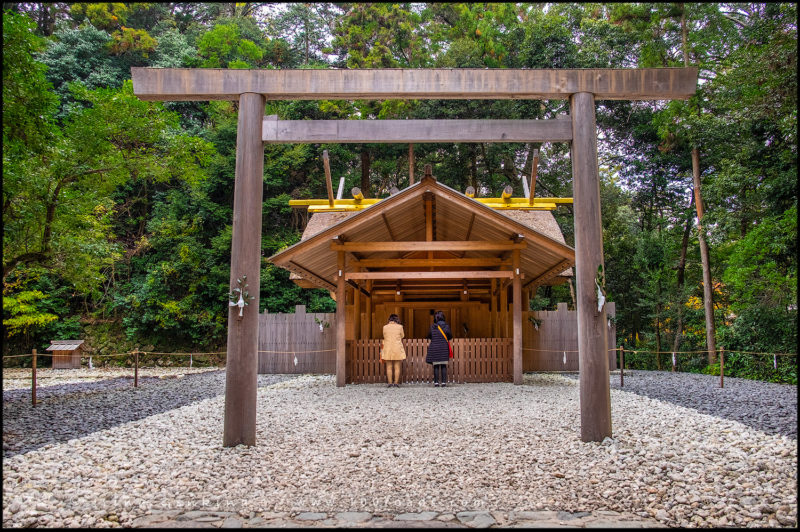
286,261,336,292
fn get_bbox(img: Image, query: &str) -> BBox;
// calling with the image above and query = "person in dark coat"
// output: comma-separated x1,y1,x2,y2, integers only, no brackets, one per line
426,310,453,387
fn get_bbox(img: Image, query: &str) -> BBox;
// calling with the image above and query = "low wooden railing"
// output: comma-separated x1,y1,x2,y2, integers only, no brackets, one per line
347,338,512,384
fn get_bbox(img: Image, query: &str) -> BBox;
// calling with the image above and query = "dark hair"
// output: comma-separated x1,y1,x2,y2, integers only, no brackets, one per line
388,313,401,324
433,310,446,323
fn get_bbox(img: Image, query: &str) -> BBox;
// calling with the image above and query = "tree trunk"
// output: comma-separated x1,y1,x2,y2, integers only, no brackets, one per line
671,195,695,354
360,149,370,198
692,149,717,364
681,3,716,365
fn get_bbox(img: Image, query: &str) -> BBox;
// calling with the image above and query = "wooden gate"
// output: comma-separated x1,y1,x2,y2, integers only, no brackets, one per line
258,305,335,374
347,338,512,384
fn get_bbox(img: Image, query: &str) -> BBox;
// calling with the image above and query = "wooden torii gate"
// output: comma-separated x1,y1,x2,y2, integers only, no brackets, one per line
131,67,698,447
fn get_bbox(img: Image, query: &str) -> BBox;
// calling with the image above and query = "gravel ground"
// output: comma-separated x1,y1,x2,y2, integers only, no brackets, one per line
563,370,797,439
2,370,797,528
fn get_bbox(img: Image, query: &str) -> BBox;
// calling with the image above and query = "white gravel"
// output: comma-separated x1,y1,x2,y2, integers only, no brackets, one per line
2,372,797,528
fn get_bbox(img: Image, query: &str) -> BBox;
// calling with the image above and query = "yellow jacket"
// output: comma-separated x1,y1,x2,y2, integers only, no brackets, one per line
381,322,406,360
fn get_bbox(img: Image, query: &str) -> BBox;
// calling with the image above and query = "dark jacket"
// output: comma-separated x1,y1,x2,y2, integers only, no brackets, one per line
426,320,453,364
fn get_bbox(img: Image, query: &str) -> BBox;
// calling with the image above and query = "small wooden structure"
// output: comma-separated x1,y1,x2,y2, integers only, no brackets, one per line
270,171,577,385
46,340,84,369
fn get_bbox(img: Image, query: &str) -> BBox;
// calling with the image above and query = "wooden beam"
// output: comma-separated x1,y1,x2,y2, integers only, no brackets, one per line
523,259,573,289
132,67,699,102
571,91,611,442
336,251,346,387
223,92,264,448
322,150,334,208
286,261,337,292
346,271,514,280
381,213,397,241
347,280,371,298
263,118,572,143
355,258,508,268
331,241,526,252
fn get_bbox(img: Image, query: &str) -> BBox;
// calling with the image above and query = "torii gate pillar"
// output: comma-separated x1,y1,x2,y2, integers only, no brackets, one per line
223,93,265,447
570,92,612,442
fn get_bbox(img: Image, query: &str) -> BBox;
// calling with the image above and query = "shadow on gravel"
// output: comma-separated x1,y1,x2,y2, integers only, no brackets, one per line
2,371,296,458
560,370,797,440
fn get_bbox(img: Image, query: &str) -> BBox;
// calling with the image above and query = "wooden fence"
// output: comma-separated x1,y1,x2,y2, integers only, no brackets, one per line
257,305,336,374
522,302,617,371
348,338,512,384
259,303,615,377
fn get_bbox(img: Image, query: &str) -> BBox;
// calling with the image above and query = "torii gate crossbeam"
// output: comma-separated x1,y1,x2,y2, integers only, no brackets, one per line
130,67,697,447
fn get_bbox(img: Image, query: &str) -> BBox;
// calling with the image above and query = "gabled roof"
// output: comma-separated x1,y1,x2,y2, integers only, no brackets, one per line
269,177,575,292
46,340,84,351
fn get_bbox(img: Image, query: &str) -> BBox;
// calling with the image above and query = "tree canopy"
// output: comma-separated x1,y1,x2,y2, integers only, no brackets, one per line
3,3,796,382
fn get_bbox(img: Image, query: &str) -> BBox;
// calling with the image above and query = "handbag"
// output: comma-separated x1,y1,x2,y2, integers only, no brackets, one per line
437,325,453,358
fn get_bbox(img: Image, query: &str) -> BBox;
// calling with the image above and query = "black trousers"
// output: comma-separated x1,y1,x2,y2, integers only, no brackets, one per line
433,364,447,384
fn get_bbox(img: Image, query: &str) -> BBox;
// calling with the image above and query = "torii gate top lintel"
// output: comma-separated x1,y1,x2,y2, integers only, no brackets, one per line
131,67,698,102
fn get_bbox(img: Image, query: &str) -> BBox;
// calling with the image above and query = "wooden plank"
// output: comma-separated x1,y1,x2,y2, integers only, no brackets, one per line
332,241,526,252
264,118,573,143
132,67,699,101
355,258,507,268
571,92,611,442
523,259,573,289
223,92,264,448
346,271,513,280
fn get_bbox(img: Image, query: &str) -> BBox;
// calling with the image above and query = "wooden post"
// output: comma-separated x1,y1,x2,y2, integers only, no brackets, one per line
490,279,496,337
512,249,522,384
619,347,624,387
571,91,611,442
134,350,139,387
223,92,265,447
672,352,676,372
336,250,346,387
323,149,334,208
365,280,373,339
528,148,539,205
353,268,361,340
408,143,415,185
719,346,724,388
31,349,37,407
500,281,508,337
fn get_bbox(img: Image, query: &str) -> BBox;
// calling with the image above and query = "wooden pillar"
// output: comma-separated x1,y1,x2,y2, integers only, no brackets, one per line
223,92,264,448
490,279,496,337
353,268,361,340
336,251,346,386
365,280,373,339
571,91,611,442
500,281,508,338
512,250,522,384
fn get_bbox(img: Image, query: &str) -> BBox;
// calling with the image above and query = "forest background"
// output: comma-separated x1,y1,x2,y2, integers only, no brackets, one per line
3,3,796,383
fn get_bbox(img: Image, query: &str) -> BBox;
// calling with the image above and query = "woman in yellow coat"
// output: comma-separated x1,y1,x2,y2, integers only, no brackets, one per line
382,314,406,387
